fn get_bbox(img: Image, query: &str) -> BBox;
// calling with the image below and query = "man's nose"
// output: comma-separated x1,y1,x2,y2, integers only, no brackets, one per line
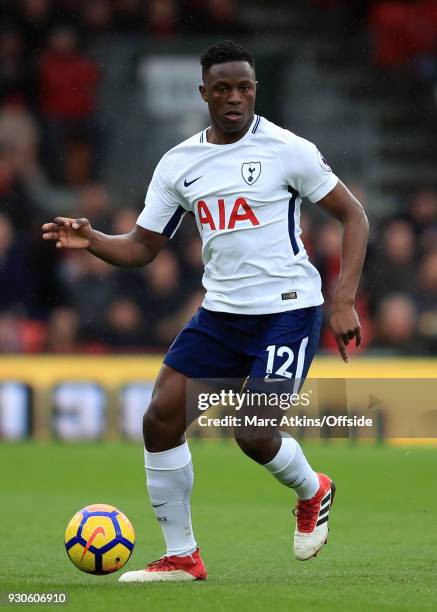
227,88,242,104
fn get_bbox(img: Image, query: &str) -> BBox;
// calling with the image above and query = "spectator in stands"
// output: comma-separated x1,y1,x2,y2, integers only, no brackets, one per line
111,207,140,235
113,0,143,32
0,145,39,233
141,249,182,326
406,190,437,252
372,293,425,354
0,25,33,107
0,100,41,185
81,1,114,35
147,0,179,38
77,183,113,234
367,218,417,309
369,0,437,69
59,251,115,342
110,207,149,307
416,250,437,352
369,1,415,69
0,213,33,313
204,0,246,35
18,0,55,57
179,0,204,32
0,311,23,352
43,306,81,353
104,297,149,350
38,25,100,184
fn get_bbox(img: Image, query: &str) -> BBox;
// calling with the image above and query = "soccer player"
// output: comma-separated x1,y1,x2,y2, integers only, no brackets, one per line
42,41,369,582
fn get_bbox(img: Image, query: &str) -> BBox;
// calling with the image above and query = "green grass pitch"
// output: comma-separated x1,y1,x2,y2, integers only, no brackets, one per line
1,440,437,611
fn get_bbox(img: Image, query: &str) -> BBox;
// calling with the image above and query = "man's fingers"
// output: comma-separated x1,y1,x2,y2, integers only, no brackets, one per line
343,329,353,344
42,222,60,231
42,232,59,240
338,327,361,355
50,217,89,230
335,335,348,362
355,327,362,347
72,218,89,229
53,217,73,226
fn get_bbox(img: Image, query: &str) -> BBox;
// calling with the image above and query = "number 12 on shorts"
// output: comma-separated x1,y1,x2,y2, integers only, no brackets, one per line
265,337,309,381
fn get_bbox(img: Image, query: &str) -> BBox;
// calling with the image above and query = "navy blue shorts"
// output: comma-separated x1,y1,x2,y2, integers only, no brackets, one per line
164,306,322,390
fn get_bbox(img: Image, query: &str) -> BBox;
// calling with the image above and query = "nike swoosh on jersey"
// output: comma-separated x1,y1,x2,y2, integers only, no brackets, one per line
152,502,169,508
184,176,202,187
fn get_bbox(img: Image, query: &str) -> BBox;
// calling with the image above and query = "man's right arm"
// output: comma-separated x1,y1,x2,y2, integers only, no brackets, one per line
42,217,167,267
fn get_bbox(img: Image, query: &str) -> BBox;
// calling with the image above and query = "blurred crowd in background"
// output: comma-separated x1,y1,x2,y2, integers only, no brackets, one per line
0,0,436,356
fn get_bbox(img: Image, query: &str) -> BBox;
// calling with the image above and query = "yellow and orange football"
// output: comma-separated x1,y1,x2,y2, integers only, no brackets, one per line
64,504,135,574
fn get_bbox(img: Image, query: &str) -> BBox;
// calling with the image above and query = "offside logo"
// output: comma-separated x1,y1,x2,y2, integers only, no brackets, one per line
241,161,261,186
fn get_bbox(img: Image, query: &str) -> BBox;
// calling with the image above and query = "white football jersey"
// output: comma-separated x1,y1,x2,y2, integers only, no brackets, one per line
137,115,338,315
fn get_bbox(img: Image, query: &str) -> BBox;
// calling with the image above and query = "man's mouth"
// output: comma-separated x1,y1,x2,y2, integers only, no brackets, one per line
225,111,242,121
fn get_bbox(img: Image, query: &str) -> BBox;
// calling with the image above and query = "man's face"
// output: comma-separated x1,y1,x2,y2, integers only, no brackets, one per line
199,61,257,134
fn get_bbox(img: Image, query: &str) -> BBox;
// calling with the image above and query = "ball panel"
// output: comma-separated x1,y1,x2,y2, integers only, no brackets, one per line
116,512,136,543
64,511,84,543
101,543,133,573
67,542,96,573
86,503,117,513
81,515,116,549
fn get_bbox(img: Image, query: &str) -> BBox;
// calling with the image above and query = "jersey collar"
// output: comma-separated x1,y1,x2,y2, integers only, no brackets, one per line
200,115,261,145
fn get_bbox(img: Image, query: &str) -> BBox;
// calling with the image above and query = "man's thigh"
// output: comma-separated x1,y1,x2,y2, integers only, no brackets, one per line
164,307,251,380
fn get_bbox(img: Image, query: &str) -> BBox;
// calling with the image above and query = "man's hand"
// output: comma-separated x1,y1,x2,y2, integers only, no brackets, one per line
329,301,362,362
42,217,93,249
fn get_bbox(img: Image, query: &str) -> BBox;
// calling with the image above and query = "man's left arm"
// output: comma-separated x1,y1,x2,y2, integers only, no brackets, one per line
317,180,369,362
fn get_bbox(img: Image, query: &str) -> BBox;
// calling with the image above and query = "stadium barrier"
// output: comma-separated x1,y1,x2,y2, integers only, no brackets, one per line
0,356,435,442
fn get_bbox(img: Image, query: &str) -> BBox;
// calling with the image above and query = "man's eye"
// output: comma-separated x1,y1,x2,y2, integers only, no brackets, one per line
219,87,227,93
241,86,249,91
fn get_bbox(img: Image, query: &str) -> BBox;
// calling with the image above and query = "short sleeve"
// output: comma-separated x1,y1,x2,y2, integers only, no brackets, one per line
279,136,338,203
137,154,187,238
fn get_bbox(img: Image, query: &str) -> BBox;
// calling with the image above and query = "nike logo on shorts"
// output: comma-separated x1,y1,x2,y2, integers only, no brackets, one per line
264,375,287,383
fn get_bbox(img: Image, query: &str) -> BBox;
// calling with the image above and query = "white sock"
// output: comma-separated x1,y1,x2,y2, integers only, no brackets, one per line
264,436,319,500
145,442,197,557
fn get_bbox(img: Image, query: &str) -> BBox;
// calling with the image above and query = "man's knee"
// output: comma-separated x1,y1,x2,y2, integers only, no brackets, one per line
235,434,268,461
235,434,280,464
143,397,186,450
143,398,174,435
142,400,159,437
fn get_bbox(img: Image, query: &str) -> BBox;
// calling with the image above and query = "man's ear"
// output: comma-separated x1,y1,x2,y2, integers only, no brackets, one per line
199,84,207,102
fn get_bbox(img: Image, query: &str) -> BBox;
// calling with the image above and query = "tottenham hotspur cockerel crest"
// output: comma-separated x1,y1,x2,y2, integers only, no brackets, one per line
241,162,261,186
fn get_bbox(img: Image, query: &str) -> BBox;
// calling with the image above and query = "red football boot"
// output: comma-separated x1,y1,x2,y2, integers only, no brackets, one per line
293,473,336,560
119,548,207,582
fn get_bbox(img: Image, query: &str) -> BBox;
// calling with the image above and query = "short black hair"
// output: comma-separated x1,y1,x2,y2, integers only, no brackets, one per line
200,40,255,78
